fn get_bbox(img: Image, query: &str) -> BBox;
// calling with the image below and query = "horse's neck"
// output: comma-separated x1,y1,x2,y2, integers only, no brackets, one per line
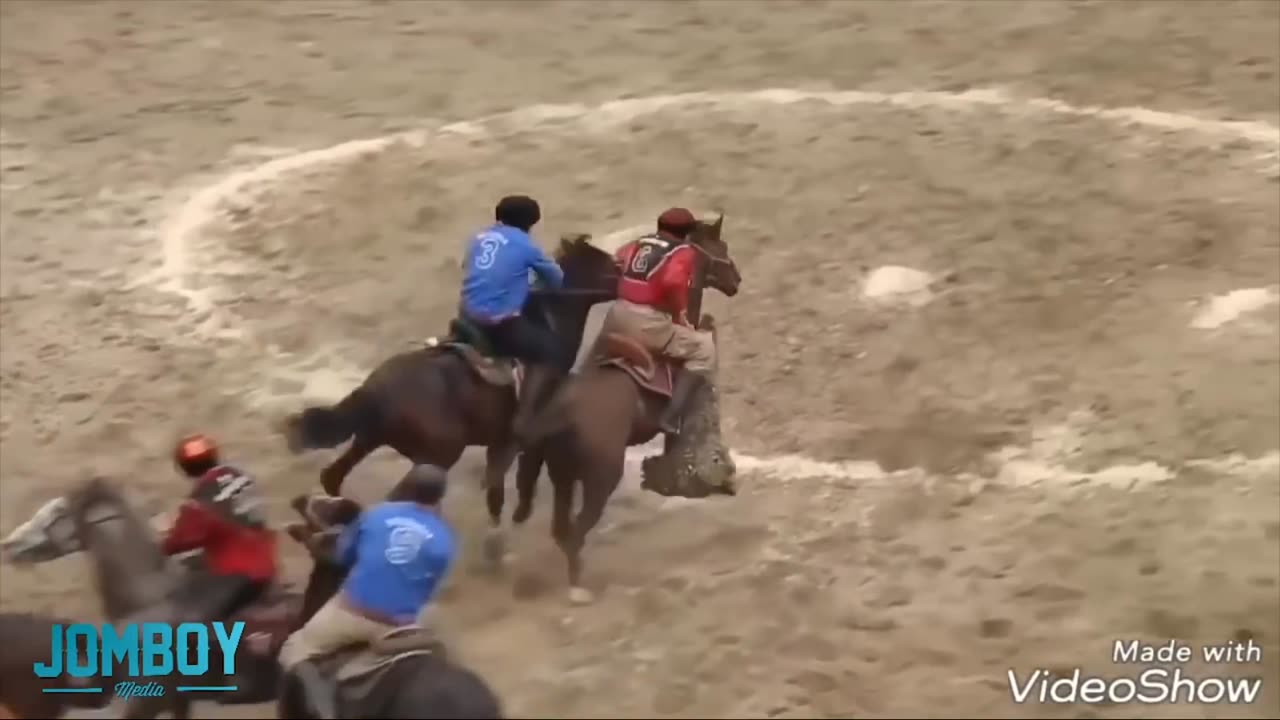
556,298,599,358
81,509,172,620
688,263,708,328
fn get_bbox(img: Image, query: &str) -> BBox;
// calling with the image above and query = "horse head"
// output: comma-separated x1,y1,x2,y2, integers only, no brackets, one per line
689,212,742,298
286,493,363,625
2,495,81,565
554,232,620,296
2,477,171,619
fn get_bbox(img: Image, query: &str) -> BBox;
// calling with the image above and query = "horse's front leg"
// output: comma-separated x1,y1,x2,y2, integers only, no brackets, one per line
512,444,544,525
482,442,518,570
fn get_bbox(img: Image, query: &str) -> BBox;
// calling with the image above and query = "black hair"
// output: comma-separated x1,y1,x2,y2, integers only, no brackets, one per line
494,195,541,232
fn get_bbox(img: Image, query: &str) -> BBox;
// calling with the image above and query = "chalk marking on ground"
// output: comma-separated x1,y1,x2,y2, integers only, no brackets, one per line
146,87,1280,490
1190,286,1280,329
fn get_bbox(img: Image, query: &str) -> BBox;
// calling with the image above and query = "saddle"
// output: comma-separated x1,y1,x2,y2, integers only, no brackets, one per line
597,333,679,398
425,316,524,390
315,624,447,714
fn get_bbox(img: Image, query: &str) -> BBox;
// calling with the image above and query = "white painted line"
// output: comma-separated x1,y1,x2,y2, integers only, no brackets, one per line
1190,286,1279,329
145,88,1280,490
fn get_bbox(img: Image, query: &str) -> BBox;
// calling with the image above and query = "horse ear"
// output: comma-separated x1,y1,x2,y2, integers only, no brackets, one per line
284,522,310,545
289,495,311,521
711,212,725,240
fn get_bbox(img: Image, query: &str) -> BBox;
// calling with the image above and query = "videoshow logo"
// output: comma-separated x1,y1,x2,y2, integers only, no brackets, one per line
35,622,245,699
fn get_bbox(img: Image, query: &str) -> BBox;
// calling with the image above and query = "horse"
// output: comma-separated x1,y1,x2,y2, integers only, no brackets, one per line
495,215,744,604
0,612,114,719
0,476,299,719
280,232,618,505
276,494,503,719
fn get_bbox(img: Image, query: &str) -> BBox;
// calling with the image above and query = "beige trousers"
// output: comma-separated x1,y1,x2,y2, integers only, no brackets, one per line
602,300,716,373
278,596,394,670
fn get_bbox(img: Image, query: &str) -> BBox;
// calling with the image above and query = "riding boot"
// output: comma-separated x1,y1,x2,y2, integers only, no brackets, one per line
659,371,707,435
293,660,338,720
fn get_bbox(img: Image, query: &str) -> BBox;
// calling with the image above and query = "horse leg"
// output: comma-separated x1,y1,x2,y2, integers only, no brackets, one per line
319,434,378,496
512,444,544,525
564,454,625,606
482,442,519,570
545,454,585,604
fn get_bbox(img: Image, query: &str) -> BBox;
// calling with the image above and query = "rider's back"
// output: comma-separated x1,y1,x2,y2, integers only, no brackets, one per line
461,223,562,323
340,501,455,625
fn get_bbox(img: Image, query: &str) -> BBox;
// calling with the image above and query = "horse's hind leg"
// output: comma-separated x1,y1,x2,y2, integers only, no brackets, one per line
320,434,378,496
482,443,519,570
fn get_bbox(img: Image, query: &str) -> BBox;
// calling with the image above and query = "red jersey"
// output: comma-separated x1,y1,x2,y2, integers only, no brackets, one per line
161,465,277,582
614,233,697,325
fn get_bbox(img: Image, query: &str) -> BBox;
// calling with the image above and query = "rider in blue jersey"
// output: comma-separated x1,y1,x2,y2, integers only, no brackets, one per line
280,465,456,718
460,195,572,444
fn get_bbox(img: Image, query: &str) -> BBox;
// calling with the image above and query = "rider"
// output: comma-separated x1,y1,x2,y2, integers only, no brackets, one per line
607,207,717,435
162,434,278,622
279,464,456,719
460,194,571,443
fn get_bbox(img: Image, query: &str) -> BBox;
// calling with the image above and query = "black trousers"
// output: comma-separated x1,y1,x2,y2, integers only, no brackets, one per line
481,314,572,373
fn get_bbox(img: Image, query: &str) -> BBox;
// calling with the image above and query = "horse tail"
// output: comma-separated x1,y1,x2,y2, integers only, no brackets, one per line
284,387,380,452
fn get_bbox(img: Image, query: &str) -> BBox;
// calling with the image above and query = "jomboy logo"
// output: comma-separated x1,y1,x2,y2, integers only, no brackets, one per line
35,622,245,698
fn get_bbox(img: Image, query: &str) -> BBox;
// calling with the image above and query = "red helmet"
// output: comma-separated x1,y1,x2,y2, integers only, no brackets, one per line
657,207,697,237
174,434,220,478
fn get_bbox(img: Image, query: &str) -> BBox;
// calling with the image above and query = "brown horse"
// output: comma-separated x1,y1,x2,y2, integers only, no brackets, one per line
498,217,744,604
0,612,114,719
281,233,618,502
277,494,503,719
0,477,298,719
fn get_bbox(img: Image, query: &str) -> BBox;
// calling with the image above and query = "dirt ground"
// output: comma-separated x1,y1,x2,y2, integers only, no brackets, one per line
2,1,1278,718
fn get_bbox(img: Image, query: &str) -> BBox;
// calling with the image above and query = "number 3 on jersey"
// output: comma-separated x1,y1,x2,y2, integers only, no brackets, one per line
474,231,505,271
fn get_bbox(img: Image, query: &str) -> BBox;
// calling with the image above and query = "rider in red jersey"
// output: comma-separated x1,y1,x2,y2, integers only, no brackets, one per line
607,207,717,434
163,434,278,621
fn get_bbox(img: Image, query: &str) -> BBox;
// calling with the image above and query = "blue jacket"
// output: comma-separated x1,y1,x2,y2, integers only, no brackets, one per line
461,223,564,324
335,501,456,625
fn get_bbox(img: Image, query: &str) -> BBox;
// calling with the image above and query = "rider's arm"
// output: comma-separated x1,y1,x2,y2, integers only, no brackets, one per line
660,246,697,327
526,242,565,291
160,499,215,555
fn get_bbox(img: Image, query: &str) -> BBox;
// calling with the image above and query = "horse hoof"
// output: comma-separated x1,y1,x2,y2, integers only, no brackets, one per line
482,529,506,568
567,586,595,605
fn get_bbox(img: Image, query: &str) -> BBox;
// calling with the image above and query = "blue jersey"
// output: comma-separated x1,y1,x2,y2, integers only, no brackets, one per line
335,502,456,625
460,223,564,323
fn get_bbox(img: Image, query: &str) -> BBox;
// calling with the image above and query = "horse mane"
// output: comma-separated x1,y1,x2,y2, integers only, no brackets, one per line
555,235,614,269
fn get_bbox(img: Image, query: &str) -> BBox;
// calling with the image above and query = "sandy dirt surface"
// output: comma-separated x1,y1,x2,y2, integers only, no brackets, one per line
2,1,1278,718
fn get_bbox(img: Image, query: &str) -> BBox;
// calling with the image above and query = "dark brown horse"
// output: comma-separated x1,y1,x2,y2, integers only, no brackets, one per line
281,233,617,502
0,477,298,719
498,217,744,604
0,612,113,719
277,494,503,719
